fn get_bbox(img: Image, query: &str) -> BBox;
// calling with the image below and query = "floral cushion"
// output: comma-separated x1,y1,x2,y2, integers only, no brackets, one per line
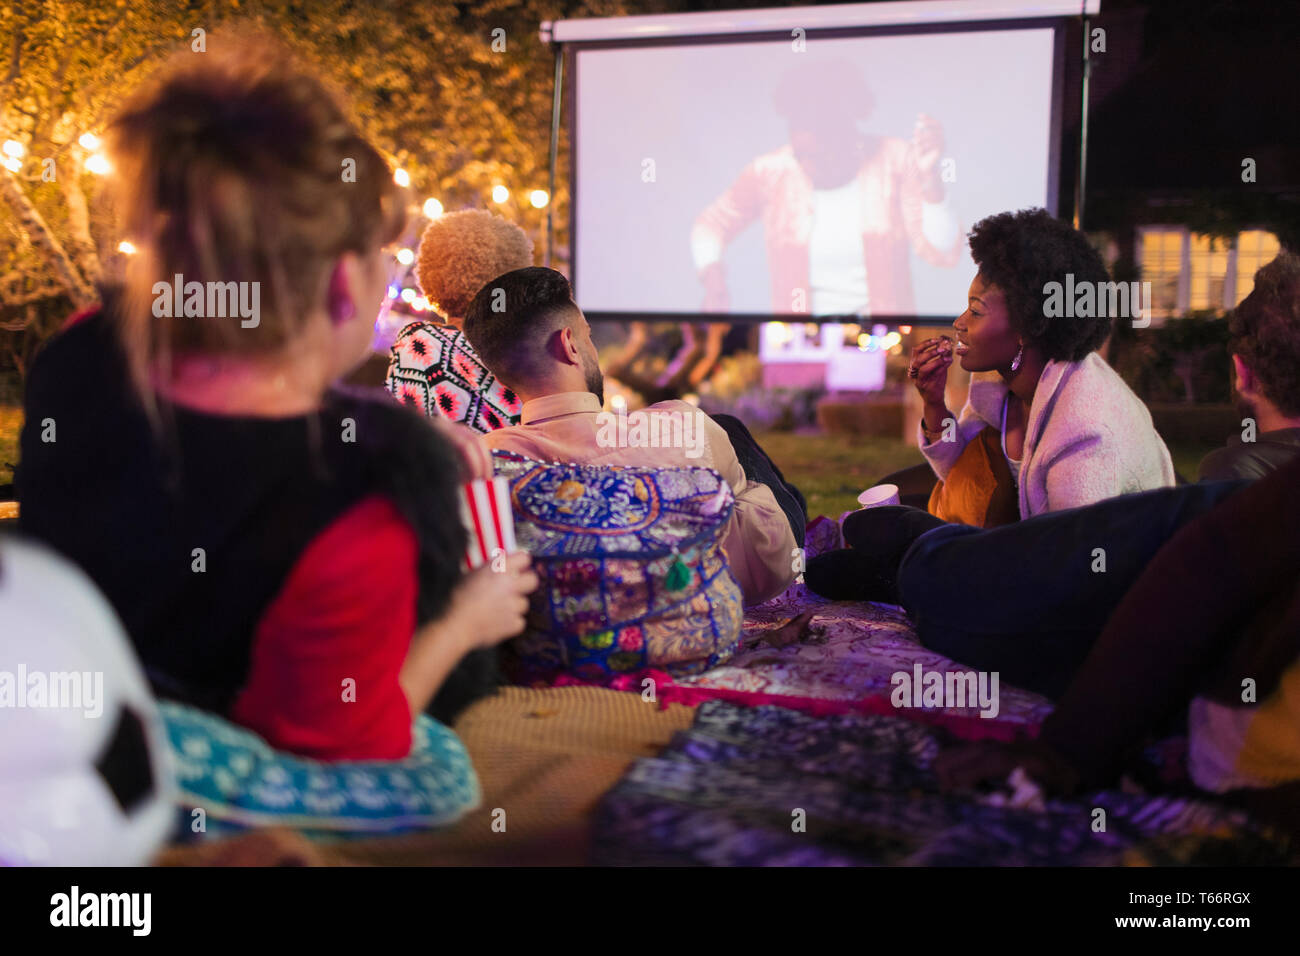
160,701,481,838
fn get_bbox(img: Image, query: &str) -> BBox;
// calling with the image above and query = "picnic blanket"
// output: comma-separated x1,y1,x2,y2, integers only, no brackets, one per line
156,515,1057,865
549,513,1054,730
592,700,1296,866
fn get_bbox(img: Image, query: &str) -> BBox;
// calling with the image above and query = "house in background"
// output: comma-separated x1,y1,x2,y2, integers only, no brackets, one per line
1078,0,1299,325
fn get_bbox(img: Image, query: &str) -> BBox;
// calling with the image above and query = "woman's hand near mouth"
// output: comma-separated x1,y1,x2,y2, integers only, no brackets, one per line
909,336,956,440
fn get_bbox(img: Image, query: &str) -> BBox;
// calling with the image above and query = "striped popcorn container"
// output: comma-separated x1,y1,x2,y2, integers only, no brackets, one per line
458,476,517,570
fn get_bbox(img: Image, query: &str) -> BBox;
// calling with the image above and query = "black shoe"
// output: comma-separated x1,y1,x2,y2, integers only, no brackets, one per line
804,549,901,604
842,505,946,563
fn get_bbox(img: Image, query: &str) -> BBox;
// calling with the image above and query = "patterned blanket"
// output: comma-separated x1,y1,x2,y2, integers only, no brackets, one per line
593,701,1295,866
553,513,1054,730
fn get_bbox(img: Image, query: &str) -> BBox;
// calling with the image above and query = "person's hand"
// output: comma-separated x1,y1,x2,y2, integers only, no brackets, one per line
934,739,1080,796
911,113,944,176
908,336,953,406
449,552,540,650
428,415,492,481
700,262,729,313
400,552,541,714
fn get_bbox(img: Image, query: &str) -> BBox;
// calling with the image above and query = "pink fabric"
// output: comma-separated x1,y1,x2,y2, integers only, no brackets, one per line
548,669,1038,743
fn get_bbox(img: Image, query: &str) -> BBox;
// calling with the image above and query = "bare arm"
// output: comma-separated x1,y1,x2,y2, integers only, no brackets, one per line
399,553,538,715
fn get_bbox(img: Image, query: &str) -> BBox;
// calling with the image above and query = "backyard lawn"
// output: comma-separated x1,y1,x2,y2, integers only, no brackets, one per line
754,429,1220,520
753,430,925,518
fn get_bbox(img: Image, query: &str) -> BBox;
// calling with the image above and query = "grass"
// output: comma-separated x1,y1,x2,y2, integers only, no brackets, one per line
756,428,1222,520
754,430,925,518
1168,442,1221,486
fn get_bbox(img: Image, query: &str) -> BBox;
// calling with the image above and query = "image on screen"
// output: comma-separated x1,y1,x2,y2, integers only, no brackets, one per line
573,26,1058,319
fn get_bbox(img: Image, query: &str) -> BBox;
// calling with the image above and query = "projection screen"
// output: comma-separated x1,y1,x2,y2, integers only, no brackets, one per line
556,1,1096,323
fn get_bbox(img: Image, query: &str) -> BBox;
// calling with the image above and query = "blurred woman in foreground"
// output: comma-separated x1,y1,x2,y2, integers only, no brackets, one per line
18,35,536,761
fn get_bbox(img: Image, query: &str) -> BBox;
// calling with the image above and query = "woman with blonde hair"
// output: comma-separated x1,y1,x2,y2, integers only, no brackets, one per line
18,35,536,763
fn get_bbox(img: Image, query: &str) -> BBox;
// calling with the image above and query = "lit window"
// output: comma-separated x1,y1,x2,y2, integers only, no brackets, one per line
1189,234,1230,311
1140,228,1183,319
1234,230,1281,306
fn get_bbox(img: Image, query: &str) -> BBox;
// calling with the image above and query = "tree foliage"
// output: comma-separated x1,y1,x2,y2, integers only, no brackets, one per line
0,0,645,376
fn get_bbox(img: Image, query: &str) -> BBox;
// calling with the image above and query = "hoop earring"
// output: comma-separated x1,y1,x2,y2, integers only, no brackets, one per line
1009,344,1024,374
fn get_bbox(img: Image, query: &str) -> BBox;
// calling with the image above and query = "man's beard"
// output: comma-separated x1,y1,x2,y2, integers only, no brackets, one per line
582,350,605,405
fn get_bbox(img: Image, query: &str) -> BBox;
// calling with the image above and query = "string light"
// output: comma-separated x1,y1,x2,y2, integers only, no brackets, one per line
393,168,410,188
529,189,549,209
2,157,20,173
400,288,416,303
423,197,443,219
78,132,101,150
117,240,137,255
491,185,509,204
85,154,112,175
2,140,23,158
395,248,414,265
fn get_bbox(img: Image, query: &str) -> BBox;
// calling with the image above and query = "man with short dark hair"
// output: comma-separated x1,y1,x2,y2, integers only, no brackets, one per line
463,267,799,606
1198,251,1300,480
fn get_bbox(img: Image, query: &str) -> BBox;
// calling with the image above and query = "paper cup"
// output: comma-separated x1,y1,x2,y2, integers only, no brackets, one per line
857,483,901,509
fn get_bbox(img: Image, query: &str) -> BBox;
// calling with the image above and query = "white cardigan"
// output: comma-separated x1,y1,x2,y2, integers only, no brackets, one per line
919,352,1176,518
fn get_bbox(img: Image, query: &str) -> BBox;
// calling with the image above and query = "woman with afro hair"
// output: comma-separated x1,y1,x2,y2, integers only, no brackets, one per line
805,209,1176,610
905,207,1175,523
386,209,535,433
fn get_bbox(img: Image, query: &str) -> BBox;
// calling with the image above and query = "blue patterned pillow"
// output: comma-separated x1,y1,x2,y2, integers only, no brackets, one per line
492,452,744,680
160,701,481,839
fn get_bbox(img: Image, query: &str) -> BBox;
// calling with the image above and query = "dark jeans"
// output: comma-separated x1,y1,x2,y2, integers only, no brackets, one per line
709,413,807,546
897,479,1249,699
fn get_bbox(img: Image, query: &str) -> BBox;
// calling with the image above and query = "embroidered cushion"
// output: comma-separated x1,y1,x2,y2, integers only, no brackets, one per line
493,453,744,680
160,701,481,838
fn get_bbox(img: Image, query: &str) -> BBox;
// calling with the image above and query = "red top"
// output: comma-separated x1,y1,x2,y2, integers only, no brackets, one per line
229,495,419,760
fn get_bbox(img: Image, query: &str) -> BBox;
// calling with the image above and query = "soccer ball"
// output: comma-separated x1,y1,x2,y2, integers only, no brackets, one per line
0,536,177,865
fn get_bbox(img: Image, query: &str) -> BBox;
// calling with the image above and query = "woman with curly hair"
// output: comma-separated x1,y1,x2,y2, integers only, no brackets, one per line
386,210,535,433
807,208,1174,603
907,207,1174,524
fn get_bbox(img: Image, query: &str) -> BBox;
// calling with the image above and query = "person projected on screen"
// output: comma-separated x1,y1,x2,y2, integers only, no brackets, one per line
691,59,963,317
